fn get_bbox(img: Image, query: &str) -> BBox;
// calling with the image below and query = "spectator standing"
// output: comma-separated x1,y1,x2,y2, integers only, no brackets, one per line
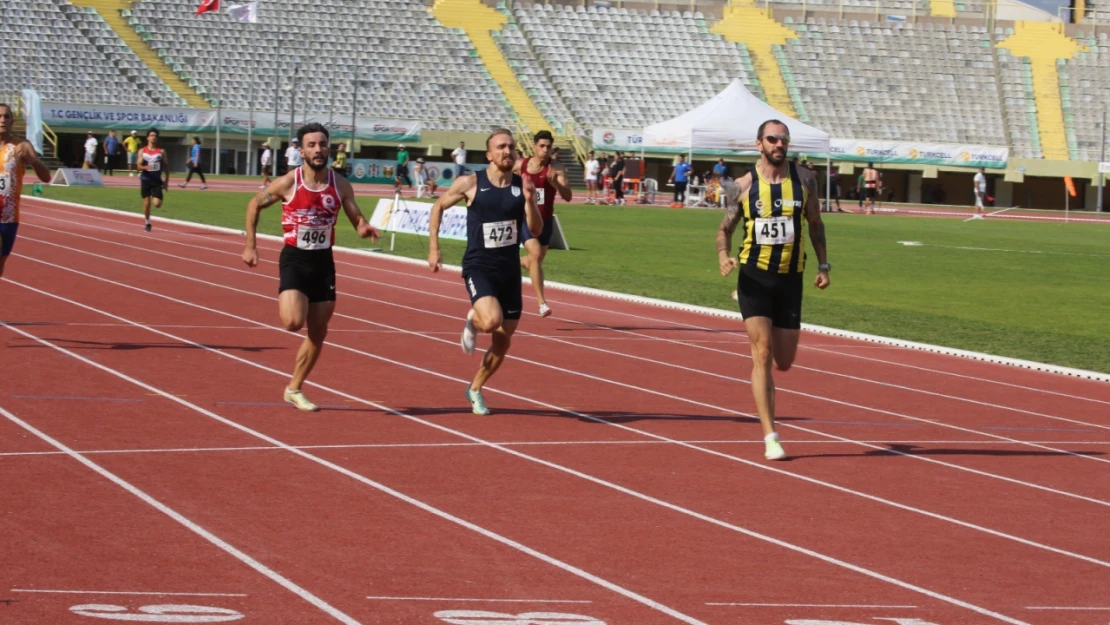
83,132,97,169
584,150,600,204
668,154,692,206
451,141,467,178
123,130,142,176
713,158,727,178
102,130,120,176
259,142,273,188
394,143,412,191
331,143,348,178
285,138,302,173
609,152,626,205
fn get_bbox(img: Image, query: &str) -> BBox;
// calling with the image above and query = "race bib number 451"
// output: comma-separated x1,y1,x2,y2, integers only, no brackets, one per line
297,224,332,250
483,219,517,248
755,216,794,246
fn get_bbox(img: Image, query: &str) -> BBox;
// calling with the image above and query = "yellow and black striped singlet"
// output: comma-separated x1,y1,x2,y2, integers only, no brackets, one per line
739,161,807,274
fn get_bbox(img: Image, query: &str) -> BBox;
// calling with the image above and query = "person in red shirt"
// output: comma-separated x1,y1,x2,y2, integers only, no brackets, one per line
515,130,571,317
240,122,379,411
137,129,169,232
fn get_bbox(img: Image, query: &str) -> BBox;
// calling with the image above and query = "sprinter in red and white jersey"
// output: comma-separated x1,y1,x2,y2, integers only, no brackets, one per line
515,130,571,317
241,122,379,412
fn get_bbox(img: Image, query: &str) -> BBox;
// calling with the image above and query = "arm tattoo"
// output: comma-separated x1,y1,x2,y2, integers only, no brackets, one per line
716,180,744,254
254,190,277,208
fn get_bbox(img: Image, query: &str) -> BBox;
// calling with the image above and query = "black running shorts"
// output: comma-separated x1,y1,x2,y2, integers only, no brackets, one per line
736,265,803,330
279,245,336,303
140,178,164,200
462,266,522,320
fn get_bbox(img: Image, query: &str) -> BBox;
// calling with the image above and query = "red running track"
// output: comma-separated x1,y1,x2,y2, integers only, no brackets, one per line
1,198,1109,625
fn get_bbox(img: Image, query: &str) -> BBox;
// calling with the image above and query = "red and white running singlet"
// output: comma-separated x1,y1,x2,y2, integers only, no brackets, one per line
520,157,556,220
282,168,342,250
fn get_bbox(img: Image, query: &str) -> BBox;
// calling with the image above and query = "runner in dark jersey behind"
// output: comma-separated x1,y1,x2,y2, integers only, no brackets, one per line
428,128,542,415
138,129,169,232
241,122,379,412
516,130,572,318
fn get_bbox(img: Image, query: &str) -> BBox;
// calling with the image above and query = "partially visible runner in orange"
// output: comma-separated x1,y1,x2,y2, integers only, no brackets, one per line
0,102,52,280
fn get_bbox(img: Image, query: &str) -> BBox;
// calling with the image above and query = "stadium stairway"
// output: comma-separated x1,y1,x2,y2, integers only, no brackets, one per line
710,0,798,118
998,22,1082,160
929,0,957,18
431,0,551,135
68,0,209,108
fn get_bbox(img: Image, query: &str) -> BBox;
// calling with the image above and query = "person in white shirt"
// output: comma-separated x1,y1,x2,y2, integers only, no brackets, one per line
285,138,302,172
413,158,438,199
973,167,987,215
83,132,97,169
450,141,467,178
259,142,273,188
584,150,600,204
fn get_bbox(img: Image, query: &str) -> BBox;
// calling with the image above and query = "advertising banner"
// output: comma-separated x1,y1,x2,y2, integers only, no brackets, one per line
42,103,421,142
370,197,468,242
591,128,644,153
829,139,1008,169
346,159,487,187
50,168,105,187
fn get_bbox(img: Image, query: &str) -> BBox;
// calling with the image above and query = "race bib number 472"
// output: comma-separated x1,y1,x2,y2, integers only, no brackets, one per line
755,216,795,246
483,220,517,248
297,224,332,250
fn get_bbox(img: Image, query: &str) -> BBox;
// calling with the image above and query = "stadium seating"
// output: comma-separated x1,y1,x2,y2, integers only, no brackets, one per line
780,19,1008,146
512,3,765,130
127,0,518,131
1061,31,1110,160
0,0,173,106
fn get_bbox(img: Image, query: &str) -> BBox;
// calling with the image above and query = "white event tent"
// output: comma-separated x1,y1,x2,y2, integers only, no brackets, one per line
641,79,832,204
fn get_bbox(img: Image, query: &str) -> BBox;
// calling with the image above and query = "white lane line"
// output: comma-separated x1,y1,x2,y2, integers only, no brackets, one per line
0,402,363,625
2,440,1107,459
23,229,1110,462
366,597,592,603
27,219,1110,435
28,205,1110,399
0,321,710,625
33,208,1110,406
1025,607,1110,611
15,260,1110,572
0,284,1060,625
10,589,249,597
707,602,918,608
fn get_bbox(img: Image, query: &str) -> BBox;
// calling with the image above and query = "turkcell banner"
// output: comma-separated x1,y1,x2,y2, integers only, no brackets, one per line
592,128,644,153
370,197,468,242
346,159,487,187
829,139,1008,169
42,103,421,142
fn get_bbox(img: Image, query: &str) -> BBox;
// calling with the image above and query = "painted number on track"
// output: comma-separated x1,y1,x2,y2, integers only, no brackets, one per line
69,604,244,622
434,611,606,625
785,619,940,625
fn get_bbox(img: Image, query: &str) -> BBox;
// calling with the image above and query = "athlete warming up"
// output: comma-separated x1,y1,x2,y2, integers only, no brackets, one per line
427,128,542,415
717,119,830,460
241,123,379,411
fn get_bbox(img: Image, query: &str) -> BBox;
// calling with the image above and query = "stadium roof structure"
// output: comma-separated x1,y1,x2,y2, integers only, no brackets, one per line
642,79,830,156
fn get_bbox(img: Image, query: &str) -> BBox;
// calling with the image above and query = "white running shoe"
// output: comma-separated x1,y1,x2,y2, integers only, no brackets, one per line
461,310,477,355
200,184,208,190
764,432,787,460
284,388,319,412
465,386,491,416
177,183,186,189
539,302,552,318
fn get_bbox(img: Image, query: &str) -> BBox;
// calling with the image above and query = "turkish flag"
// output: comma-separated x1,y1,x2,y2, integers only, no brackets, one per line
195,0,220,16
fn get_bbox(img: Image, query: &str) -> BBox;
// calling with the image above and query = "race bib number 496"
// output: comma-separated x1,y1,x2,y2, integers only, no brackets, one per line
755,216,794,246
535,187,546,206
483,219,517,248
297,224,332,250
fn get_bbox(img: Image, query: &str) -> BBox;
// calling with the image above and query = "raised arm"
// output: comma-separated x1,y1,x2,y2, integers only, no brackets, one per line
522,174,542,236
716,175,747,277
549,163,573,202
241,173,294,268
336,176,379,242
802,169,830,289
18,141,51,183
427,174,474,272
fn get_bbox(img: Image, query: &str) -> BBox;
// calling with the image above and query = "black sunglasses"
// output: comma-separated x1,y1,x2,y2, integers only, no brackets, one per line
763,134,791,145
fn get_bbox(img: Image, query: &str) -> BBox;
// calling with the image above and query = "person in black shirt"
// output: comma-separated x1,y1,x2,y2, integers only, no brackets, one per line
428,128,542,416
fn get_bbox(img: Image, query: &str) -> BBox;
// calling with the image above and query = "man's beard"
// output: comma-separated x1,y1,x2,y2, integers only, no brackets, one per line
764,149,786,166
306,158,327,171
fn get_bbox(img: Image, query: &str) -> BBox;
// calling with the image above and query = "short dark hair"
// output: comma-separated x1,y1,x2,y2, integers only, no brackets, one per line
193,136,201,144
867,162,874,168
486,128,513,150
297,122,329,144
533,130,554,145
146,128,159,137
757,119,788,140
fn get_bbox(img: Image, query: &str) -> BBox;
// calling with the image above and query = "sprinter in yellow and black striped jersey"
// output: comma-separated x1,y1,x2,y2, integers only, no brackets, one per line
716,119,830,461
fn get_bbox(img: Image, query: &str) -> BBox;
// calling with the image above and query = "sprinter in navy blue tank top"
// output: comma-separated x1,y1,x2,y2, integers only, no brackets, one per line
428,128,542,416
